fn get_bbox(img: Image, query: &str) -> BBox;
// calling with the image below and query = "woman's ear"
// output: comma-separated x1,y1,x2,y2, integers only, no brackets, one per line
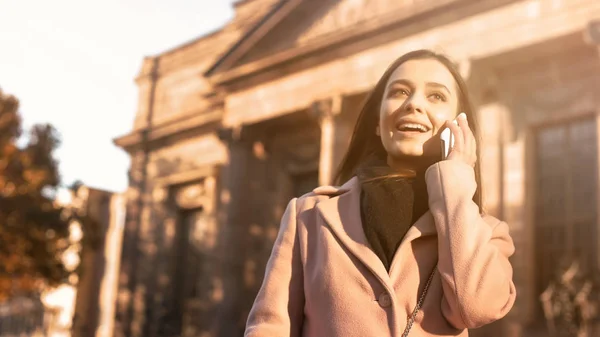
375,125,381,136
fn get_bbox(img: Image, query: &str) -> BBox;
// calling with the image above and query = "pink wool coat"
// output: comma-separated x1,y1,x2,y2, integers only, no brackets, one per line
245,160,516,336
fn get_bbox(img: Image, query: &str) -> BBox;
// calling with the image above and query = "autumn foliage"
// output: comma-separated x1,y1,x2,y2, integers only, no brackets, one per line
0,89,96,302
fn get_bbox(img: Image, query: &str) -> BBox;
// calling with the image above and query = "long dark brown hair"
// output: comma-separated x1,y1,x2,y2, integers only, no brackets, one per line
334,49,483,212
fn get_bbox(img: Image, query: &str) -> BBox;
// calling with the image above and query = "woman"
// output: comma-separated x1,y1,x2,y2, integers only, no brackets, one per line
244,50,516,336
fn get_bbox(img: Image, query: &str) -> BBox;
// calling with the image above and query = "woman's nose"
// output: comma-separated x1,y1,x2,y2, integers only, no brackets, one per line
404,95,426,114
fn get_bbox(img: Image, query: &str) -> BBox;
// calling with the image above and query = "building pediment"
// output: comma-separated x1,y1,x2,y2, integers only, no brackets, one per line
205,0,464,84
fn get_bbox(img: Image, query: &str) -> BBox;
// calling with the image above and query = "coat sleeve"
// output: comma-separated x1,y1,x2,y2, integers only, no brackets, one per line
425,160,516,329
244,198,305,337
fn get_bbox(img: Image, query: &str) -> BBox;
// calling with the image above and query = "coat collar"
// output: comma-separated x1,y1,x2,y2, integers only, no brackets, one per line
314,177,437,283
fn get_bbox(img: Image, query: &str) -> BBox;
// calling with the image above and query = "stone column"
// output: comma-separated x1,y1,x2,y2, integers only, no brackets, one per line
311,96,342,186
215,126,267,337
114,57,158,337
113,150,148,337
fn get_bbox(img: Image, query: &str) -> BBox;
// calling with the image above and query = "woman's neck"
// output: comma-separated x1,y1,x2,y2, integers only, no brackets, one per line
386,155,434,173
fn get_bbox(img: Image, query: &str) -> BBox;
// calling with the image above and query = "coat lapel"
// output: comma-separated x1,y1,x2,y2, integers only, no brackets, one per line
400,211,437,246
315,177,392,286
388,211,438,277
315,177,440,287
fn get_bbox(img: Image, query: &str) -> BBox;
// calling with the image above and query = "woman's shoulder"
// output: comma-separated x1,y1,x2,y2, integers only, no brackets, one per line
295,177,357,211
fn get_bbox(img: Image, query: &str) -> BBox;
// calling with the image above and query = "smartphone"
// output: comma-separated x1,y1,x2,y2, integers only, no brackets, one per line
440,120,458,160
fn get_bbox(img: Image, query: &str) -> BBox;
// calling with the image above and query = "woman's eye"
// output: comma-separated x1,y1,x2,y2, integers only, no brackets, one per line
429,93,446,102
389,88,409,98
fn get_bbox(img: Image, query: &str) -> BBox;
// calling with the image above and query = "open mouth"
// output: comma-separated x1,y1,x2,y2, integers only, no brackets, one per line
395,122,430,133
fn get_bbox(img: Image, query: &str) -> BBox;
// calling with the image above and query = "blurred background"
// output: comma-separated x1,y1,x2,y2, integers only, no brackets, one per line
1,0,600,336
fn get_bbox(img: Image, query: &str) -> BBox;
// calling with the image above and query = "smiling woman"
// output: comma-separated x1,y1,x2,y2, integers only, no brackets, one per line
244,50,515,337
337,50,482,207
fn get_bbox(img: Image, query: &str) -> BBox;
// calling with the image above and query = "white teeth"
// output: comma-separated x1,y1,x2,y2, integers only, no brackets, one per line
398,123,427,132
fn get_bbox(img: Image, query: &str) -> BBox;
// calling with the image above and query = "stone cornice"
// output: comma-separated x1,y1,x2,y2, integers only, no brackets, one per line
114,108,223,152
207,0,474,85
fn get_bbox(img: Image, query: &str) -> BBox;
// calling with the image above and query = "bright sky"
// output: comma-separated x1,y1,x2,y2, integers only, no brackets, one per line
0,0,236,192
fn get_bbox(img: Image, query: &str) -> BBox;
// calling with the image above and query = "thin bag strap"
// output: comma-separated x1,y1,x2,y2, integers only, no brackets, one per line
401,263,438,337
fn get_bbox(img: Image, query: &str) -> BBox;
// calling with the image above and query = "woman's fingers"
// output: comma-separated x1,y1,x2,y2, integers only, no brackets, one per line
446,112,477,166
461,113,477,165
447,119,463,152
457,113,472,154
457,113,469,142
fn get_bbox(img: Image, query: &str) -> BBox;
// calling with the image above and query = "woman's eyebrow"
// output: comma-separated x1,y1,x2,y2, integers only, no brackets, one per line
426,82,450,94
387,79,413,88
387,79,451,94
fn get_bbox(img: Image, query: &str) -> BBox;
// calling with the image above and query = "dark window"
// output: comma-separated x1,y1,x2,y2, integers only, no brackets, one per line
534,116,598,312
169,208,221,336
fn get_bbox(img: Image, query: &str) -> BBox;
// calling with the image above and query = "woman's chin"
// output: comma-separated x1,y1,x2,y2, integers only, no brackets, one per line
387,143,440,166
391,143,426,158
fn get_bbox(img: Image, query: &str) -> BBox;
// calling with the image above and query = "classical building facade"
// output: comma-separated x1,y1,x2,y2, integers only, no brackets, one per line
113,0,600,336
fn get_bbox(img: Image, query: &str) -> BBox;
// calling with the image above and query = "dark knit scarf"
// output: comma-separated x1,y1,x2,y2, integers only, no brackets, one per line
356,158,429,272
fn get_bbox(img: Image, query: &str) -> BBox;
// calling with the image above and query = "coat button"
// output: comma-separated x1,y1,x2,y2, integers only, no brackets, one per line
378,293,392,308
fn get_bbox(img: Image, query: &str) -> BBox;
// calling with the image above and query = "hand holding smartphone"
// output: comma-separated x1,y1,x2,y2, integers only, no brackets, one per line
440,113,477,166
440,119,458,160
441,112,469,160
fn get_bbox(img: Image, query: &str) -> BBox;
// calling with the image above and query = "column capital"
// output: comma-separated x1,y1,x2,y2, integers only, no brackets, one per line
310,95,342,122
217,125,246,144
